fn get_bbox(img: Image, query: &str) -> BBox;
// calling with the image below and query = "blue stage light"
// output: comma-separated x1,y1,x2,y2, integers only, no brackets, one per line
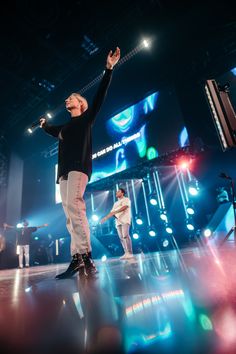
162,239,169,247
166,226,173,234
231,67,236,76
189,187,198,196
186,206,195,215
135,215,143,225
149,227,156,237
160,211,168,222
188,180,199,196
149,194,158,205
186,222,195,231
132,232,139,240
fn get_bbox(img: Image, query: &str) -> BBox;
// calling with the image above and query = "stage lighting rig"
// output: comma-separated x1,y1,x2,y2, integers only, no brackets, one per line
205,79,236,151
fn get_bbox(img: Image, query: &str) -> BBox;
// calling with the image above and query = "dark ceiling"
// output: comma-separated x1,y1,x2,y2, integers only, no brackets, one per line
0,0,235,158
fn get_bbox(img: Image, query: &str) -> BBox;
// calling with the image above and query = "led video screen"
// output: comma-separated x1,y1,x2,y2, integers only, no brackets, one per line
91,90,188,182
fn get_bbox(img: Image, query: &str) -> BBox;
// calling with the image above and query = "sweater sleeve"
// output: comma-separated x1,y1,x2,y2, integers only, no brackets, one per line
88,68,113,125
42,123,64,138
29,227,38,233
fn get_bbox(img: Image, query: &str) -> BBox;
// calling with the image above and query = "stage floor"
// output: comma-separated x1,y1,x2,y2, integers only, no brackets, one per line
1,244,236,354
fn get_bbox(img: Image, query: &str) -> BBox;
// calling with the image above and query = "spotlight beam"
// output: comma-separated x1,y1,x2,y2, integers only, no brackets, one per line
142,181,151,226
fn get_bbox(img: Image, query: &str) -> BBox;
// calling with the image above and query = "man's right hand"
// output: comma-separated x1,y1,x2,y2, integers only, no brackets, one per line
39,118,46,128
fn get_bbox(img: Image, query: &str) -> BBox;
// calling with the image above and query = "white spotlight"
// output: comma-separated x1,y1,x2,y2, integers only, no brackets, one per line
160,213,168,222
189,187,199,196
101,255,107,262
203,229,212,238
149,196,158,206
133,232,139,240
46,113,52,119
188,180,199,196
186,206,195,215
142,39,150,48
186,223,195,231
166,226,173,234
149,228,156,237
27,128,33,134
92,214,99,222
135,217,143,225
162,239,169,248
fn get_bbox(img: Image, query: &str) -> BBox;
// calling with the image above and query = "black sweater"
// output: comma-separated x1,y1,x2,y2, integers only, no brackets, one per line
43,68,113,183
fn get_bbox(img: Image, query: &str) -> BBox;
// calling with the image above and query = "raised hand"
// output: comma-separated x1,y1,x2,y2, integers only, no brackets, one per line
100,217,107,224
39,118,46,128
106,47,120,69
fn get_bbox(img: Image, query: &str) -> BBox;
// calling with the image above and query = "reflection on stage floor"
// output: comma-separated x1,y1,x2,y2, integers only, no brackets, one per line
1,244,236,354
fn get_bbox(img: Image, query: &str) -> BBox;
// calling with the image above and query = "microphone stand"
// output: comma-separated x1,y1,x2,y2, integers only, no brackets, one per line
220,175,236,246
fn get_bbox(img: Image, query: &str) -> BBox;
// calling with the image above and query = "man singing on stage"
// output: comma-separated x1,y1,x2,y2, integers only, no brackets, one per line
40,48,120,279
100,188,134,259
4,220,48,268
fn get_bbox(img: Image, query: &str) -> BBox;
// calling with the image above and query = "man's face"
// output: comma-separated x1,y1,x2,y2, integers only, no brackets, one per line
65,94,88,112
116,190,124,198
23,221,29,227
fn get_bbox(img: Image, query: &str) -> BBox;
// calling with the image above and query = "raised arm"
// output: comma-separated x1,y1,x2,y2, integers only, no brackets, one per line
40,118,64,138
36,223,49,229
89,47,120,124
3,223,15,230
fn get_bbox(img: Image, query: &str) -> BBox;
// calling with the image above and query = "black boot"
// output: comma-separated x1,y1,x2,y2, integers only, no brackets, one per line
55,253,84,279
82,252,98,277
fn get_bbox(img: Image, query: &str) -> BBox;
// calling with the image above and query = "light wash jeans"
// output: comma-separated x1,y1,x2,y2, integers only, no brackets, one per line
116,224,133,254
18,245,29,267
59,171,91,256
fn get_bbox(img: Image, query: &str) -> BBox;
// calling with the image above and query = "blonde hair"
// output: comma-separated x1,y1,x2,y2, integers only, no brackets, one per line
72,93,88,113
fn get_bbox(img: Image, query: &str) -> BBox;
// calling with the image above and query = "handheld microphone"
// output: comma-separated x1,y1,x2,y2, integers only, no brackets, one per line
27,118,45,134
27,114,51,134
219,172,232,180
31,120,41,128
30,117,46,129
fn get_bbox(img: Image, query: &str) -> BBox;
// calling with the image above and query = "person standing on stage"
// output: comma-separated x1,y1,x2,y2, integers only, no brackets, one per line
4,220,48,268
0,232,6,253
0,231,6,269
40,48,120,279
100,188,134,259
45,233,54,264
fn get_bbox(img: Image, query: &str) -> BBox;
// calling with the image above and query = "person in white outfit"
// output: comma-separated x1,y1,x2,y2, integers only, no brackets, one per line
100,188,133,259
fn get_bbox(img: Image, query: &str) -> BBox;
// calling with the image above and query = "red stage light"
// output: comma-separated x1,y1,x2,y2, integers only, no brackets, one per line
178,158,193,170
